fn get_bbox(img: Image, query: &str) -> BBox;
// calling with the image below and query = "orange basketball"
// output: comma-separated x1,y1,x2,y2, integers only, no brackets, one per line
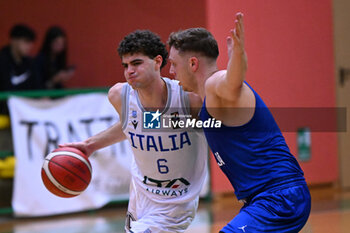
41,147,92,198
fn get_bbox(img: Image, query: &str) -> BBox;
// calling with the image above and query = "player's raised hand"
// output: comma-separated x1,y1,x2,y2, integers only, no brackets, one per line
227,12,247,69
227,12,248,77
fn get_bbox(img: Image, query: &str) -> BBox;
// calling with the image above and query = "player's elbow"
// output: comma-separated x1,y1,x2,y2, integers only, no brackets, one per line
218,82,243,102
225,91,243,103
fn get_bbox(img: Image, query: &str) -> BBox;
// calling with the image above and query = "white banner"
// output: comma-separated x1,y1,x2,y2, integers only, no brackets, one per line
8,94,134,217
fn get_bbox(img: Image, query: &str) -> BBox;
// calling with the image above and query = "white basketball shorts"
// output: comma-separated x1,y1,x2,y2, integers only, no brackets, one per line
125,179,198,233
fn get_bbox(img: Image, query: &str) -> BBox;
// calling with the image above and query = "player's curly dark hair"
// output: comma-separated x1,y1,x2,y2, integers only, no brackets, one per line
118,30,168,68
168,28,219,60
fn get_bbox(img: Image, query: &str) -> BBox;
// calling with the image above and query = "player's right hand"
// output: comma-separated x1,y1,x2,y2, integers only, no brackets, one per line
58,141,93,157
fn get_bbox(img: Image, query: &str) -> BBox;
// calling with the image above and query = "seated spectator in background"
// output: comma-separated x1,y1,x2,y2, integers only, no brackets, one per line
0,24,37,92
0,24,37,115
0,24,36,151
33,26,74,89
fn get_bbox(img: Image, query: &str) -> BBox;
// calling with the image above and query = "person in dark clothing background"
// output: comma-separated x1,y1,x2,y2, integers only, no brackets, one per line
0,24,36,151
33,26,74,89
0,24,37,92
0,24,37,115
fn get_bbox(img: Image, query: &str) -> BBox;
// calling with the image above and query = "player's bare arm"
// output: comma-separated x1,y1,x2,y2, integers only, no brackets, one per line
59,83,127,157
108,82,125,117
205,13,255,126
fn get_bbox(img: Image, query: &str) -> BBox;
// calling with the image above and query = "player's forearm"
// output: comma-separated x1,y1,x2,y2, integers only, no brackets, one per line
84,122,126,153
214,51,247,102
218,12,247,101
225,50,247,93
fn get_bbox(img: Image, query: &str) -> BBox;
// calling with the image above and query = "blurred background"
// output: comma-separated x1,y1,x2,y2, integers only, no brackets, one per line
0,0,350,232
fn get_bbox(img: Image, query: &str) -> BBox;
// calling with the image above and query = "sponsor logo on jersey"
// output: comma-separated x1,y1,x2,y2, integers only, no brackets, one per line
143,176,190,197
238,225,248,232
143,176,190,188
214,152,225,166
131,120,138,129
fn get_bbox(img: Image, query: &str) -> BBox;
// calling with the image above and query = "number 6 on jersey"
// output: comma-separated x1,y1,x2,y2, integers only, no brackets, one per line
157,159,169,174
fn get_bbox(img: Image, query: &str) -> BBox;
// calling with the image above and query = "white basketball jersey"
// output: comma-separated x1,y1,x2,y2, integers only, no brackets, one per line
121,78,208,204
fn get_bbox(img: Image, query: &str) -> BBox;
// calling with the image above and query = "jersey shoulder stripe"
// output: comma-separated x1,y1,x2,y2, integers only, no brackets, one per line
121,83,130,130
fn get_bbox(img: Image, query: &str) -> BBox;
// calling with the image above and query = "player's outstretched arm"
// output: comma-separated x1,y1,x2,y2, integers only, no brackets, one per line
208,13,251,105
59,83,127,157
225,12,247,97
204,13,255,126
59,122,126,157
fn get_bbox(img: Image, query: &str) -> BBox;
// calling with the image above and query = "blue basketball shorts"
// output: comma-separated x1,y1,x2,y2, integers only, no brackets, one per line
220,182,311,233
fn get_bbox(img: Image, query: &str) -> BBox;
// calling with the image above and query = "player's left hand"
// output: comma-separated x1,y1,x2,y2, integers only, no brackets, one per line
227,12,247,69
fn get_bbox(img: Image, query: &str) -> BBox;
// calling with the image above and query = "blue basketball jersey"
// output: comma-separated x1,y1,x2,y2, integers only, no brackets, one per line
199,82,305,200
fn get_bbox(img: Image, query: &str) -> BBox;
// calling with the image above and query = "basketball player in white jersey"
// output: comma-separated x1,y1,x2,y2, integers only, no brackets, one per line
60,30,208,233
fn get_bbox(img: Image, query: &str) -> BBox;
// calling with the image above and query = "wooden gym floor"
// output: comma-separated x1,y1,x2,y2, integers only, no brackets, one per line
0,184,349,233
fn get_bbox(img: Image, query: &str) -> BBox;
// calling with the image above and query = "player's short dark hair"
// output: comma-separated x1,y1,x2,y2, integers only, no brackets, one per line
9,24,36,41
118,30,168,68
168,28,219,60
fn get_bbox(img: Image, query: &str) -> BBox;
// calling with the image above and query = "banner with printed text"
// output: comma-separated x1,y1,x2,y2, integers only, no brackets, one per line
8,94,133,217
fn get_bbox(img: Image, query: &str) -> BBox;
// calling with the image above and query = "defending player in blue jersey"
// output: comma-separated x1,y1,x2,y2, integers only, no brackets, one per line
168,13,311,232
